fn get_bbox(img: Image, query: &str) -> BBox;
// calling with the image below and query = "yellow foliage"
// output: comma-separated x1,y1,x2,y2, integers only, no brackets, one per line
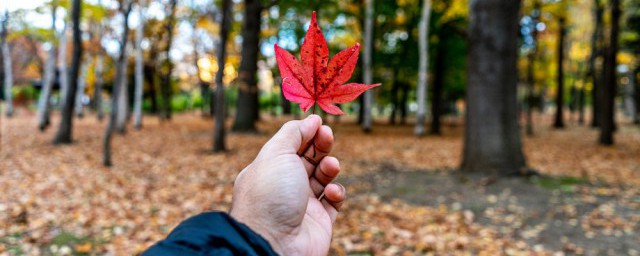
441,0,467,23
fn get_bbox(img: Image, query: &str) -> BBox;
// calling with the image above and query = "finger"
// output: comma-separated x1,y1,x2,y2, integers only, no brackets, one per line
257,115,322,159
314,156,340,185
321,183,346,223
301,125,334,175
309,177,324,198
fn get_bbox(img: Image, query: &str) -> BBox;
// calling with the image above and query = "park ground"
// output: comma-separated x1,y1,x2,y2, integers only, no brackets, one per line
0,112,639,255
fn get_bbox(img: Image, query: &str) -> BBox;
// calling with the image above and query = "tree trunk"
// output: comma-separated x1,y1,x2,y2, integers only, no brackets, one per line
53,0,82,144
115,54,129,133
590,0,604,127
634,66,640,124
104,2,132,166
430,28,446,135
133,1,145,129
525,1,539,136
74,59,89,117
2,11,13,117
37,2,57,130
214,0,232,152
362,0,375,133
160,0,177,120
400,82,408,124
389,68,399,125
94,52,105,121
599,0,620,145
233,0,262,132
461,0,526,175
415,0,431,136
553,17,566,128
58,23,69,106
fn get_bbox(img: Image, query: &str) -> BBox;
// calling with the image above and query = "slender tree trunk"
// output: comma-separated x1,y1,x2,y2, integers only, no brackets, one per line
133,1,145,129
415,0,431,136
553,17,566,128
115,16,132,134
58,23,69,106
104,2,132,166
2,11,13,117
38,2,57,130
525,1,539,136
634,66,640,124
160,0,177,120
400,82,408,124
430,32,445,135
362,0,375,133
461,0,526,175
53,0,82,144
591,0,604,127
389,68,399,124
74,59,88,117
233,0,262,132
94,52,104,120
599,0,620,145
214,0,232,152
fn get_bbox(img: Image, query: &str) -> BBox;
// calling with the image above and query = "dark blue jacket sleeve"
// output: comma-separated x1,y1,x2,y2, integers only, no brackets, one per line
142,212,278,256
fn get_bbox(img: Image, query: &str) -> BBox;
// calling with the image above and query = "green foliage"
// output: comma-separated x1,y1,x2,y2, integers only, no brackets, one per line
531,176,588,192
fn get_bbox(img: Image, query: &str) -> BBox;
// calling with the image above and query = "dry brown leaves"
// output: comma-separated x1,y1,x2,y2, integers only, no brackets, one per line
0,113,638,255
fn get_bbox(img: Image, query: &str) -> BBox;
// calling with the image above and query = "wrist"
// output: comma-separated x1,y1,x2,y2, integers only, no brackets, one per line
230,208,285,255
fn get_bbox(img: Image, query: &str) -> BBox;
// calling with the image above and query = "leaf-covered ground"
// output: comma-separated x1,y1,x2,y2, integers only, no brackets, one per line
1,113,638,255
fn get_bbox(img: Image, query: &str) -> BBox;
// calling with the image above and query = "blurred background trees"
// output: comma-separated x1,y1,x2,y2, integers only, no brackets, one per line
0,0,638,170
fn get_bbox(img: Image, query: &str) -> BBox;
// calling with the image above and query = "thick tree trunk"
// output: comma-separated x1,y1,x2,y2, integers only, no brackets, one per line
362,0,375,133
53,0,82,144
74,59,89,117
233,0,262,132
414,0,431,136
553,17,566,128
104,2,132,166
133,2,145,129
599,0,620,145
590,0,604,127
94,53,105,121
461,0,526,175
37,2,57,130
213,0,232,152
2,11,14,117
430,33,445,135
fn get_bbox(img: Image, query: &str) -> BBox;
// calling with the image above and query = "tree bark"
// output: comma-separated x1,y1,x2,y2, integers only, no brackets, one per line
233,0,262,132
2,11,14,117
430,31,445,135
461,0,526,175
58,23,69,107
104,1,132,166
53,0,82,144
362,0,375,133
37,2,57,130
599,0,620,145
389,68,399,124
133,1,145,129
553,17,566,128
94,52,105,121
115,13,132,134
213,0,232,152
74,59,89,117
415,0,431,136
590,0,604,127
160,0,177,120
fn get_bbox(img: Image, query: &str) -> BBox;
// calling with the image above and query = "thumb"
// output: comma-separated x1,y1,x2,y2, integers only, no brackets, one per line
257,115,322,159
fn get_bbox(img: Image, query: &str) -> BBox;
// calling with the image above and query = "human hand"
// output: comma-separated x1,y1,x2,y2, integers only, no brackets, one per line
229,115,346,256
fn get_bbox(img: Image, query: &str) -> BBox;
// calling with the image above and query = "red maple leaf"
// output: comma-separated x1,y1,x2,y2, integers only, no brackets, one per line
275,11,380,115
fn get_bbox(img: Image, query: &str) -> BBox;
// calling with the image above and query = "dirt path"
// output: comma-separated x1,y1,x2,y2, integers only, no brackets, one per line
342,168,640,255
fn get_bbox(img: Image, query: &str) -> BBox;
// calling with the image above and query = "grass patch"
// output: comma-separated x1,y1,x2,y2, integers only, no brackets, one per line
531,175,588,192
